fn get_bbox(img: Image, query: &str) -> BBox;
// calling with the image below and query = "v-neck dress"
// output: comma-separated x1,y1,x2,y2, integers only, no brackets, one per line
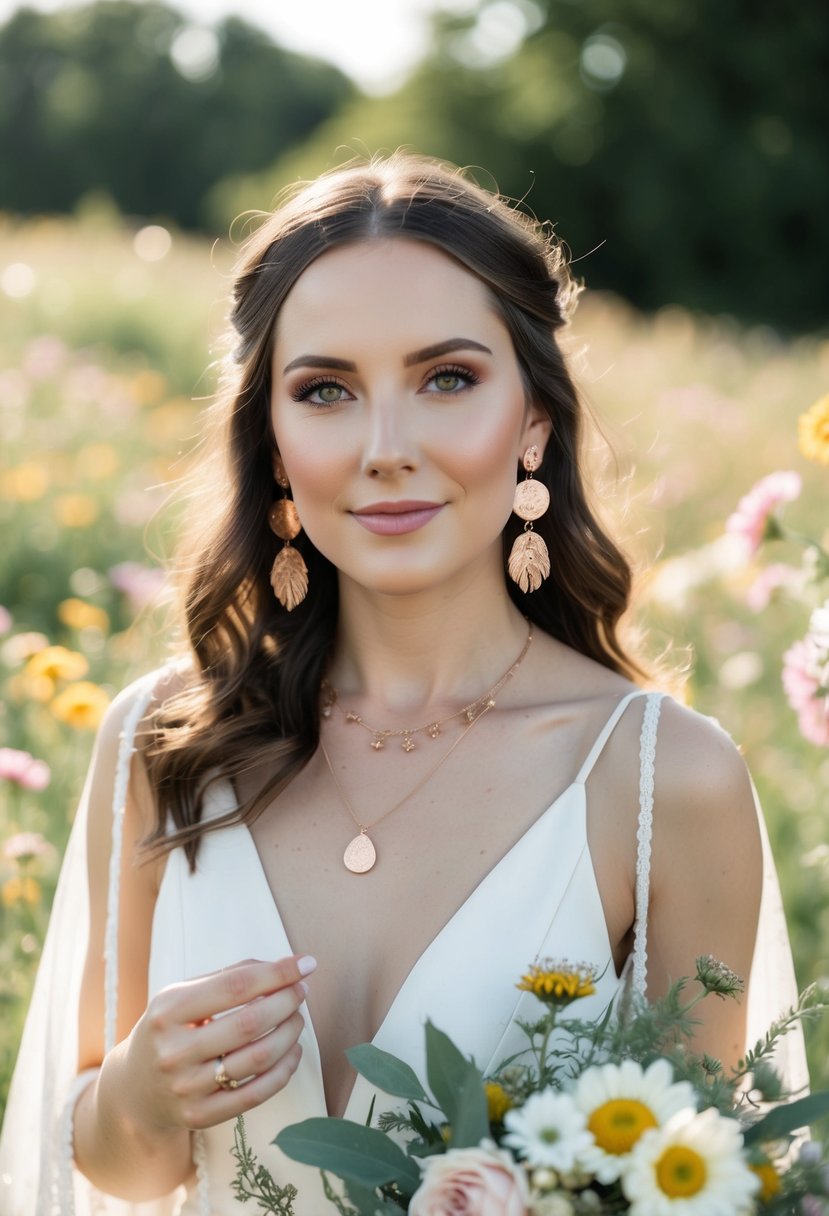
144,689,662,1215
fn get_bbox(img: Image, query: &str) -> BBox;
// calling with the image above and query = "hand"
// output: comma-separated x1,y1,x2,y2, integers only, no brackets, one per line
118,954,316,1133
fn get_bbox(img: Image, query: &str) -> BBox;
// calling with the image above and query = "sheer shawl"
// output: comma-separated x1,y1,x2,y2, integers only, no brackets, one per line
0,678,809,1215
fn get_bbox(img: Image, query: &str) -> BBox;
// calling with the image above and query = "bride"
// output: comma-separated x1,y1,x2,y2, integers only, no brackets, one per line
0,153,806,1214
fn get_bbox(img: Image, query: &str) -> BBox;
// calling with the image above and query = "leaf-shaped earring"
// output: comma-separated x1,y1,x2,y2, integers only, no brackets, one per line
268,490,309,611
508,444,550,593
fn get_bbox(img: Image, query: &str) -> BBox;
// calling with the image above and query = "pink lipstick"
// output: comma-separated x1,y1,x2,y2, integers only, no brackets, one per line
350,500,444,536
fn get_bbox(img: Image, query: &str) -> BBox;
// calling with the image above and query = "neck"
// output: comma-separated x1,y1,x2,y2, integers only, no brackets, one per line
328,566,530,719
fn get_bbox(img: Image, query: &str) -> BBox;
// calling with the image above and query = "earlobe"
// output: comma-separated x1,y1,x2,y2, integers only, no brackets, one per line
272,453,290,490
519,405,553,464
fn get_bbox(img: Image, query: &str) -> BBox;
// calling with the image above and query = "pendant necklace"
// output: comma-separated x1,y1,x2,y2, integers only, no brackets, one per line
319,622,533,873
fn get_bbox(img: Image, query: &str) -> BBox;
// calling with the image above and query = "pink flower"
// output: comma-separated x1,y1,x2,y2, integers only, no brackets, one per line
0,747,51,789
745,563,802,612
782,639,829,747
109,561,168,612
3,831,55,862
410,1143,529,1216
0,605,12,634
725,471,802,559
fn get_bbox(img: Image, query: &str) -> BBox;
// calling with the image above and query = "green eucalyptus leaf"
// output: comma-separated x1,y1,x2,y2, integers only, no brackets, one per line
424,1021,489,1148
346,1043,430,1103
343,1176,405,1215
274,1118,421,1195
743,1091,829,1146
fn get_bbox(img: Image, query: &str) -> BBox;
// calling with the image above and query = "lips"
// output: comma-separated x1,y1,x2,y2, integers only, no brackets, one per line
350,500,444,536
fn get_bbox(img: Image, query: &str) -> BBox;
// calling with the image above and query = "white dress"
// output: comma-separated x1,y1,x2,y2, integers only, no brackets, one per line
0,676,806,1215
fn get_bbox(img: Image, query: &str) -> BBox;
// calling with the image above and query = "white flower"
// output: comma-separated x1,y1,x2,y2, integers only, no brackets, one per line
502,1089,592,1171
573,1058,696,1183
622,1107,760,1216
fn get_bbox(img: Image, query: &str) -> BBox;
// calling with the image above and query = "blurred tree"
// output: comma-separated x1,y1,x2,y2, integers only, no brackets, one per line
0,0,354,228
214,0,827,332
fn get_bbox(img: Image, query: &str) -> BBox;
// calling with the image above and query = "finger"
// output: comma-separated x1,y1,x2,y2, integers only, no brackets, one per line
169,955,317,1024
190,1041,304,1129
207,1009,305,1091
195,983,307,1060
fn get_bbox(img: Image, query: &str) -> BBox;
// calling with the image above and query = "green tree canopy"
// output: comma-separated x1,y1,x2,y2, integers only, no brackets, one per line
0,0,354,228
216,0,827,331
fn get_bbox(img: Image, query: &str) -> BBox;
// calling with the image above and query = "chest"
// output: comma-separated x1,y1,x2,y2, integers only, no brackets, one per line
240,706,638,1116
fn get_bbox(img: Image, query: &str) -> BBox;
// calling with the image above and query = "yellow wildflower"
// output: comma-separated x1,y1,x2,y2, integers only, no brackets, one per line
25,645,88,682
9,671,55,703
2,875,41,906
58,598,110,632
75,442,119,481
517,960,598,1006
798,394,829,466
54,493,99,527
750,1160,781,1202
485,1081,514,1123
51,681,111,729
1,461,50,501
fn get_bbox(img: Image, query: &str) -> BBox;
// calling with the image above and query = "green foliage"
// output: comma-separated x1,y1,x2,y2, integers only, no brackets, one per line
231,1116,299,1213
222,0,827,331
273,1117,421,1197
345,1043,430,1104
0,0,354,229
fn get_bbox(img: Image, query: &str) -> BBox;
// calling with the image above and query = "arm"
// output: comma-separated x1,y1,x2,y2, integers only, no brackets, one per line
72,676,311,1203
646,699,763,1070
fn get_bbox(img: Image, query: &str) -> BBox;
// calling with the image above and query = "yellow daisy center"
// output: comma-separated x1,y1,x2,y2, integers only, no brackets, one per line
751,1161,781,1202
588,1099,658,1155
655,1145,708,1198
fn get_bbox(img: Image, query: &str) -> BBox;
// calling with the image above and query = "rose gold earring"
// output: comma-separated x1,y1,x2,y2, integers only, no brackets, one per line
268,457,308,611
507,445,551,593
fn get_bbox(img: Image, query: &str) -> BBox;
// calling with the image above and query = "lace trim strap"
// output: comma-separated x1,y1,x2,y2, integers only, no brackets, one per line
574,690,648,785
104,674,161,1054
631,692,665,996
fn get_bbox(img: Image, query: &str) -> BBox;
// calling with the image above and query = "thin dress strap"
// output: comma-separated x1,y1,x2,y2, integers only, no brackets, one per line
574,690,648,785
631,692,665,996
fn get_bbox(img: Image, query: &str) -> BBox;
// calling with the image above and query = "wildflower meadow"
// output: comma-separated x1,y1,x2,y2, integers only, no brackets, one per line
1,211,827,1123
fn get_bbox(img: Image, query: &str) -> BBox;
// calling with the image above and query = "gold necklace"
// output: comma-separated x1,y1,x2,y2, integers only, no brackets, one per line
319,623,533,873
321,623,534,754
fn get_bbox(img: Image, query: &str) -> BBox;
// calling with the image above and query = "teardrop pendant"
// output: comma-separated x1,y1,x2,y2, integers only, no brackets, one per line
343,831,377,873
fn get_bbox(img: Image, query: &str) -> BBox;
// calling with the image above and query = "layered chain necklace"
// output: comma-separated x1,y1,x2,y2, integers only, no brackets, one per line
319,622,533,873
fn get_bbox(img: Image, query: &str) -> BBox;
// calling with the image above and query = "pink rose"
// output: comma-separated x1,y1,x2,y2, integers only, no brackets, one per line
410,1143,529,1216
725,470,801,559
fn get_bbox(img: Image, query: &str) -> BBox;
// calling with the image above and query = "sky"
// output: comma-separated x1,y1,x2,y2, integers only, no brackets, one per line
0,0,480,92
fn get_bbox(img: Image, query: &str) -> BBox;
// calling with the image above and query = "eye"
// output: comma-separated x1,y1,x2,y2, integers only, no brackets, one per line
422,364,480,394
291,376,353,407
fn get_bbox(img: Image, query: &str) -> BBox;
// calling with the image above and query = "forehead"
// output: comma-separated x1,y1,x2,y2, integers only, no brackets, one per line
272,238,506,356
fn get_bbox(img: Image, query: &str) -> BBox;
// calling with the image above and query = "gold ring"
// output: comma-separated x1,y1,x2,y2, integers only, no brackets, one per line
214,1057,239,1091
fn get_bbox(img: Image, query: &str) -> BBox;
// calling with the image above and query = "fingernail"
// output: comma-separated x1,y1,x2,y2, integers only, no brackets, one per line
299,980,309,996
297,955,317,976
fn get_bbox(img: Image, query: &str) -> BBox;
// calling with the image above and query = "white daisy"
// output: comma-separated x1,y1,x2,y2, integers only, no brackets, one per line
622,1107,761,1216
502,1089,593,1171
572,1058,696,1183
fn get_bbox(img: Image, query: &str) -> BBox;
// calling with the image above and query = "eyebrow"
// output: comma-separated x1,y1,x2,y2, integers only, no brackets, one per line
282,338,493,376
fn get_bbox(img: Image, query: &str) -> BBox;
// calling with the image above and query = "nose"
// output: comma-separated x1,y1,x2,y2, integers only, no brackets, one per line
361,400,419,478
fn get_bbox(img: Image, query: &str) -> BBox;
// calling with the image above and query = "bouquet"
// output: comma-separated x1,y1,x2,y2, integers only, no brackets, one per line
232,957,829,1215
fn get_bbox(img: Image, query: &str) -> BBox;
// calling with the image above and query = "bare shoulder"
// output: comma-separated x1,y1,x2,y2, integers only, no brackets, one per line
653,697,756,821
649,696,762,894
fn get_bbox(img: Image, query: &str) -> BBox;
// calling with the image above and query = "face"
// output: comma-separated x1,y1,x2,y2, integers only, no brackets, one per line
269,238,550,598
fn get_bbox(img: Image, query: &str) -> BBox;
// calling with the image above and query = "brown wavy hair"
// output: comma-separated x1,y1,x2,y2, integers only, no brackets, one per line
143,151,645,868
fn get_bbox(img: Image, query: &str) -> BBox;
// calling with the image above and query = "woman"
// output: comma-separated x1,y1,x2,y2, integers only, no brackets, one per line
0,153,805,1214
